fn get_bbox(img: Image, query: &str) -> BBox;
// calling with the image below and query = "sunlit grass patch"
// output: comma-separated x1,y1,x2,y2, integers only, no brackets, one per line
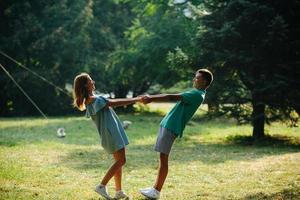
0,111,299,199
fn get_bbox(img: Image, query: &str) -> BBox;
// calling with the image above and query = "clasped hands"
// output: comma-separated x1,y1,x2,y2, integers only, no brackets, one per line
136,95,151,104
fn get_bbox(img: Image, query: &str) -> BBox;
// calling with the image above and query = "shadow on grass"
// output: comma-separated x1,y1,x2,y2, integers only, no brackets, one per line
242,184,300,200
226,134,300,149
2,114,300,169
0,113,162,147
58,135,300,172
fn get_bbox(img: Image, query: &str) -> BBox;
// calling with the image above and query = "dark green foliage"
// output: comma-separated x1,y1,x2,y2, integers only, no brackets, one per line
1,0,299,140
0,0,134,116
108,0,197,99
170,0,300,137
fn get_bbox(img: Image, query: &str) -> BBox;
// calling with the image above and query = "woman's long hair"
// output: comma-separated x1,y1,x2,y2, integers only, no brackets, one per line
73,73,89,111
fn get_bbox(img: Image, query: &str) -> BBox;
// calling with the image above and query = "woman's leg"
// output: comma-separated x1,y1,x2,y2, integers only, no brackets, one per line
113,155,123,191
100,148,126,186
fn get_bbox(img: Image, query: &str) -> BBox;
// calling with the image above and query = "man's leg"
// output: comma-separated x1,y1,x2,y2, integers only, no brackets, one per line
154,153,169,191
140,127,175,199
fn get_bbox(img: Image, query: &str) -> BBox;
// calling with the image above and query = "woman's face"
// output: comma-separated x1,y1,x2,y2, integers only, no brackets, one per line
86,75,95,93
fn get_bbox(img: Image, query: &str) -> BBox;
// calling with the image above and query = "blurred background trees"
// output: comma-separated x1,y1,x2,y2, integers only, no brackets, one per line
1,0,299,138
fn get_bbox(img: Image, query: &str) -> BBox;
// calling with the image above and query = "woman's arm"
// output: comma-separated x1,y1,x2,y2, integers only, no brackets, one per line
107,97,141,107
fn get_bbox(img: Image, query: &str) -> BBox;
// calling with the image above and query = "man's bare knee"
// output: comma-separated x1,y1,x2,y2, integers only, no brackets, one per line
159,153,169,168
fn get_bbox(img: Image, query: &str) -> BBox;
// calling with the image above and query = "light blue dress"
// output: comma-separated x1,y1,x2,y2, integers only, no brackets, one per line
86,95,129,154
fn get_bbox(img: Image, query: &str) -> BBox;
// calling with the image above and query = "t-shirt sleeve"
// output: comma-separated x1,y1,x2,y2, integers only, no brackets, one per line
94,96,108,110
180,90,204,105
86,96,108,117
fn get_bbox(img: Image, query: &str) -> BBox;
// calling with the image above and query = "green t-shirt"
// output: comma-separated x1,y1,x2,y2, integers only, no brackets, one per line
160,89,206,138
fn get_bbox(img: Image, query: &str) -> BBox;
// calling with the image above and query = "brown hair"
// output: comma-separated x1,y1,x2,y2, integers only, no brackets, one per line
73,73,90,111
197,69,213,88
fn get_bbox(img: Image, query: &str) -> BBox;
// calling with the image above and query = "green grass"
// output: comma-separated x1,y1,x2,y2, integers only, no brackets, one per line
0,104,300,199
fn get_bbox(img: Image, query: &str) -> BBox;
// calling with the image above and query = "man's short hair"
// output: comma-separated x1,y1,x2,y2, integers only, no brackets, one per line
197,69,213,87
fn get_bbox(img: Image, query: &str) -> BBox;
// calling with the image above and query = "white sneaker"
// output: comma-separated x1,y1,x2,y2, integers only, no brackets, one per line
140,187,160,199
114,190,128,199
139,187,152,192
95,184,111,200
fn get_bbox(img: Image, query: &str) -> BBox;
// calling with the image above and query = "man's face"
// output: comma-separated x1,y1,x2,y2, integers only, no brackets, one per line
193,72,207,89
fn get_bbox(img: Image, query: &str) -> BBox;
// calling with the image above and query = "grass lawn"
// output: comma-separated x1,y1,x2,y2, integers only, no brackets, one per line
0,103,300,199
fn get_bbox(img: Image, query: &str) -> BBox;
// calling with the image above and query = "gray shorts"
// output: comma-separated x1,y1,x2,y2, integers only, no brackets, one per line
154,127,176,155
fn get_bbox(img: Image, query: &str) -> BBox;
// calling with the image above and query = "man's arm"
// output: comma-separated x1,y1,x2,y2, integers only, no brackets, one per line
142,94,182,103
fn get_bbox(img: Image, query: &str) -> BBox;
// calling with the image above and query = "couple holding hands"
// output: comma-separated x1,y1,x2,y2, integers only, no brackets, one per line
73,69,213,199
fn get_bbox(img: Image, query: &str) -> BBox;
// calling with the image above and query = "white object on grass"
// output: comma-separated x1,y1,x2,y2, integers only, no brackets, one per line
122,121,132,129
57,127,66,138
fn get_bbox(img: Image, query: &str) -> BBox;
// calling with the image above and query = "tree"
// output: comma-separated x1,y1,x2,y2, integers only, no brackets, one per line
191,0,300,138
108,0,197,100
0,0,134,116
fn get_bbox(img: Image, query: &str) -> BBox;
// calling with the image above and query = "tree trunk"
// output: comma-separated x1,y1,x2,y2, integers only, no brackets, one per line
114,87,134,112
114,86,128,99
207,102,219,113
251,90,265,139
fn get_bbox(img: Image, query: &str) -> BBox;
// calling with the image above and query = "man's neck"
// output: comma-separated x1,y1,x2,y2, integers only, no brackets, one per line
195,86,206,90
